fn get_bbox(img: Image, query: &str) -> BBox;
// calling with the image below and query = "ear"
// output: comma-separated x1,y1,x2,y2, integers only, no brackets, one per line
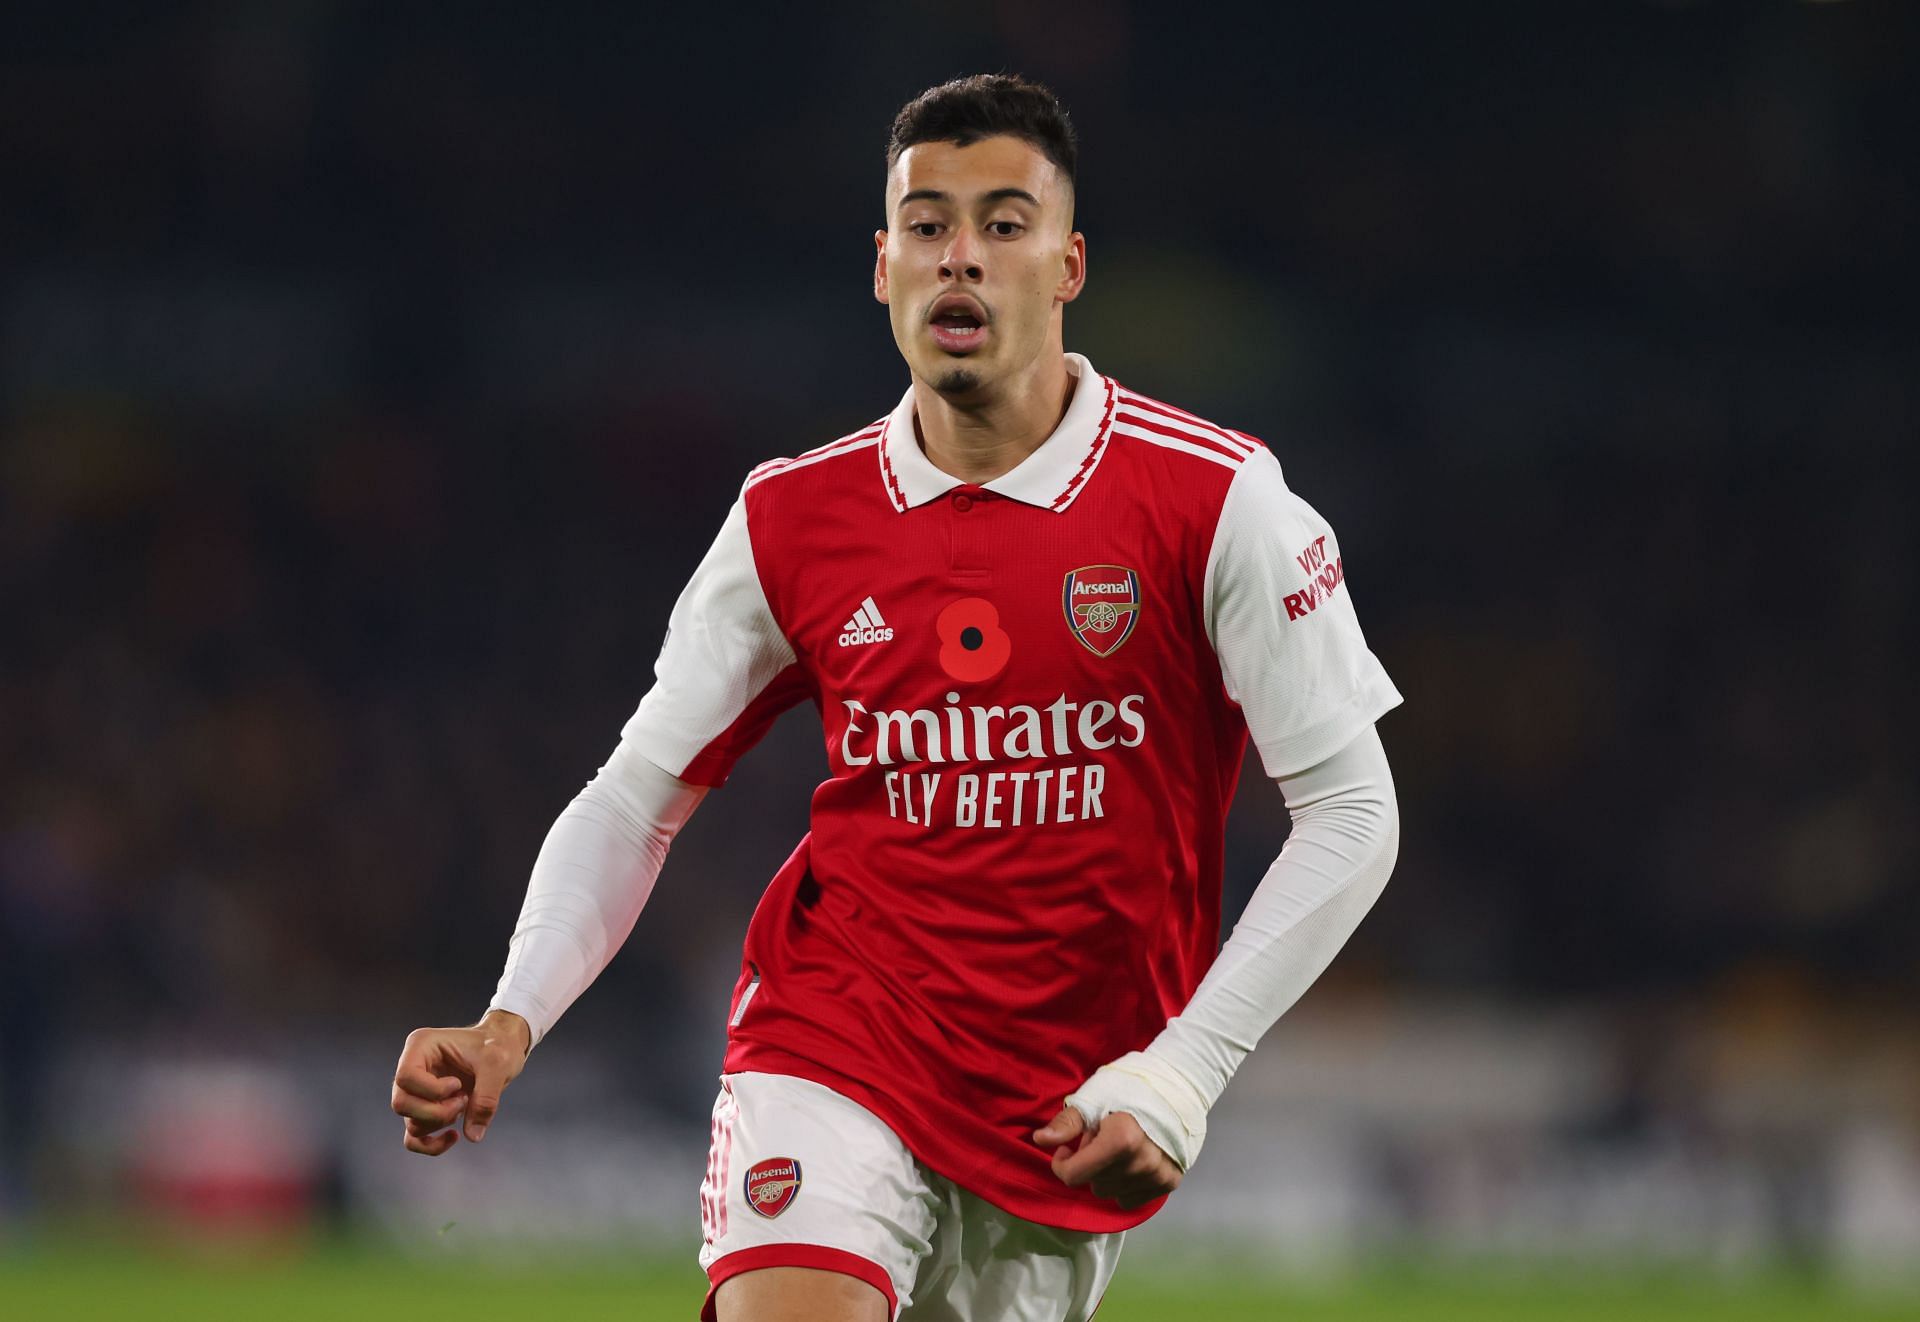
873,229,890,305
1056,231,1088,306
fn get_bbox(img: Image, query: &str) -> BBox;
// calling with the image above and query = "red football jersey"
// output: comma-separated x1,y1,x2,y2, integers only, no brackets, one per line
625,354,1400,1231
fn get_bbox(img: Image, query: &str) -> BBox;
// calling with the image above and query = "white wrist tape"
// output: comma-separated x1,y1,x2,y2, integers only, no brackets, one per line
1063,1050,1210,1173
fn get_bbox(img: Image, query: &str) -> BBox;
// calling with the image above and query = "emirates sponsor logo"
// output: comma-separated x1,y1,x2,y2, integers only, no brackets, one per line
841,691,1148,831
839,692,1145,768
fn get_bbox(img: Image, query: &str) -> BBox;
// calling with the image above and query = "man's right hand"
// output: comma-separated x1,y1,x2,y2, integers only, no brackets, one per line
389,1009,532,1155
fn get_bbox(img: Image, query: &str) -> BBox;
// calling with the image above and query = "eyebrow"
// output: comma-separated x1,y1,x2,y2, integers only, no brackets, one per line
897,187,1043,210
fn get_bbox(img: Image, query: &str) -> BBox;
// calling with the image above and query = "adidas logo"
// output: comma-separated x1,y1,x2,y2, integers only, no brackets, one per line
837,596,895,647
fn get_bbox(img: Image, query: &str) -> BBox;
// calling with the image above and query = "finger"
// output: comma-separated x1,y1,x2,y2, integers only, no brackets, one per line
403,1126,460,1156
1091,1163,1175,1198
391,1085,468,1127
1032,1107,1086,1149
1052,1122,1132,1186
1093,1165,1181,1205
406,1114,460,1139
394,1065,466,1102
1093,1160,1182,1206
463,1062,510,1142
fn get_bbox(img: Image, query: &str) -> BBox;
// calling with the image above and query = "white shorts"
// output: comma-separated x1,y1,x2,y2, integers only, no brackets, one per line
698,1071,1123,1321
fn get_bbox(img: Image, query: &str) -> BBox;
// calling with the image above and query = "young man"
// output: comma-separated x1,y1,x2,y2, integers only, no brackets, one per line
391,75,1402,1322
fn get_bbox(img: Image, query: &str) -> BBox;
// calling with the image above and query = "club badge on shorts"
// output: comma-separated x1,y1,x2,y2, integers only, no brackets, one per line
1063,565,1141,657
744,1157,802,1218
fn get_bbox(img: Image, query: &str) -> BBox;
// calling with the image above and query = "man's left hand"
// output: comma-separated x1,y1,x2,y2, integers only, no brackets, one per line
1032,1106,1181,1210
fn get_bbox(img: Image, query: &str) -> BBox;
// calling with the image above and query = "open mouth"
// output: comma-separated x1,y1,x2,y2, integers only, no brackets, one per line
928,298,987,353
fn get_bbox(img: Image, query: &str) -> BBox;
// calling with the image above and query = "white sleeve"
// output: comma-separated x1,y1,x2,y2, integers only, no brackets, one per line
1205,447,1402,778
622,493,803,787
1065,724,1398,1170
487,740,707,1048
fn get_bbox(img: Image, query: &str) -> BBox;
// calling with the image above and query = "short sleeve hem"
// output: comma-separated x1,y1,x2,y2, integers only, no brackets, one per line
1248,677,1402,780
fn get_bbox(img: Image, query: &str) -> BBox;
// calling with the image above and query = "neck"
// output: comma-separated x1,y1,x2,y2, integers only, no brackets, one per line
912,350,1074,485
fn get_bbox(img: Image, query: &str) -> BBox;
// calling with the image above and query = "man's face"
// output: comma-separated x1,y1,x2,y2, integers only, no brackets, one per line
875,135,1086,399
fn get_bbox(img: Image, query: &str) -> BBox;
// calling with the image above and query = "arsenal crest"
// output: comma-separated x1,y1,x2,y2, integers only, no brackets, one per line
744,1157,802,1218
1063,565,1141,657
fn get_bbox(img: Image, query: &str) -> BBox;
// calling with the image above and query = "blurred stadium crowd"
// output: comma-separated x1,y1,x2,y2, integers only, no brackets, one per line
1,0,1914,1276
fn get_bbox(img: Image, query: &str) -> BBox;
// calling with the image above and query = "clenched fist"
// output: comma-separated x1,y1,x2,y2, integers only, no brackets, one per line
1031,1106,1182,1210
390,1009,532,1155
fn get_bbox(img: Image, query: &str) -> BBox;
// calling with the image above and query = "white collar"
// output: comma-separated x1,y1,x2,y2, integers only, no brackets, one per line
878,352,1116,513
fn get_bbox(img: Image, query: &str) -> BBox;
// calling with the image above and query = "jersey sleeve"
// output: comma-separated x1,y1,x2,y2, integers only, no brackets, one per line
620,494,809,787
1204,447,1403,779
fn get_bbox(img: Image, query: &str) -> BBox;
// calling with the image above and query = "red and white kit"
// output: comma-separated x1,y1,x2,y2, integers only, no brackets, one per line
622,354,1401,1232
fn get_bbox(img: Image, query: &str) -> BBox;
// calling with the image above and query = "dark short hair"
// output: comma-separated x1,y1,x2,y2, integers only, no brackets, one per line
886,74,1077,187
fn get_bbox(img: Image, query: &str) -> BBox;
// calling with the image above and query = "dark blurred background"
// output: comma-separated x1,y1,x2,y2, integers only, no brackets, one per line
1,0,1915,1287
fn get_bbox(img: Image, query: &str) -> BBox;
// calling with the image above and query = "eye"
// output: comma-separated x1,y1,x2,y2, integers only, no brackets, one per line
910,222,942,239
987,221,1023,237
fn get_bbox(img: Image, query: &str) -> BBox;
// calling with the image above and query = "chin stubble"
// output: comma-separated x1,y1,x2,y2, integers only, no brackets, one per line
934,368,983,395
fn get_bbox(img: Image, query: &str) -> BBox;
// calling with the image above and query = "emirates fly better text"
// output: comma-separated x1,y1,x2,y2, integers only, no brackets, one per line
840,691,1146,829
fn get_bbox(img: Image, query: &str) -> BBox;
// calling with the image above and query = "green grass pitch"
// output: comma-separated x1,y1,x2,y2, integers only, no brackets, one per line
0,1239,1911,1320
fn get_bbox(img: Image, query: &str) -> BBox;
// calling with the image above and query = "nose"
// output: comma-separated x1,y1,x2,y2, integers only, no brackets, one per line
939,225,985,283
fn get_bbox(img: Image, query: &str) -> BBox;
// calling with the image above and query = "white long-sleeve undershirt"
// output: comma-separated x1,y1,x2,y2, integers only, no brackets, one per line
1065,724,1398,1170
488,740,706,1048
